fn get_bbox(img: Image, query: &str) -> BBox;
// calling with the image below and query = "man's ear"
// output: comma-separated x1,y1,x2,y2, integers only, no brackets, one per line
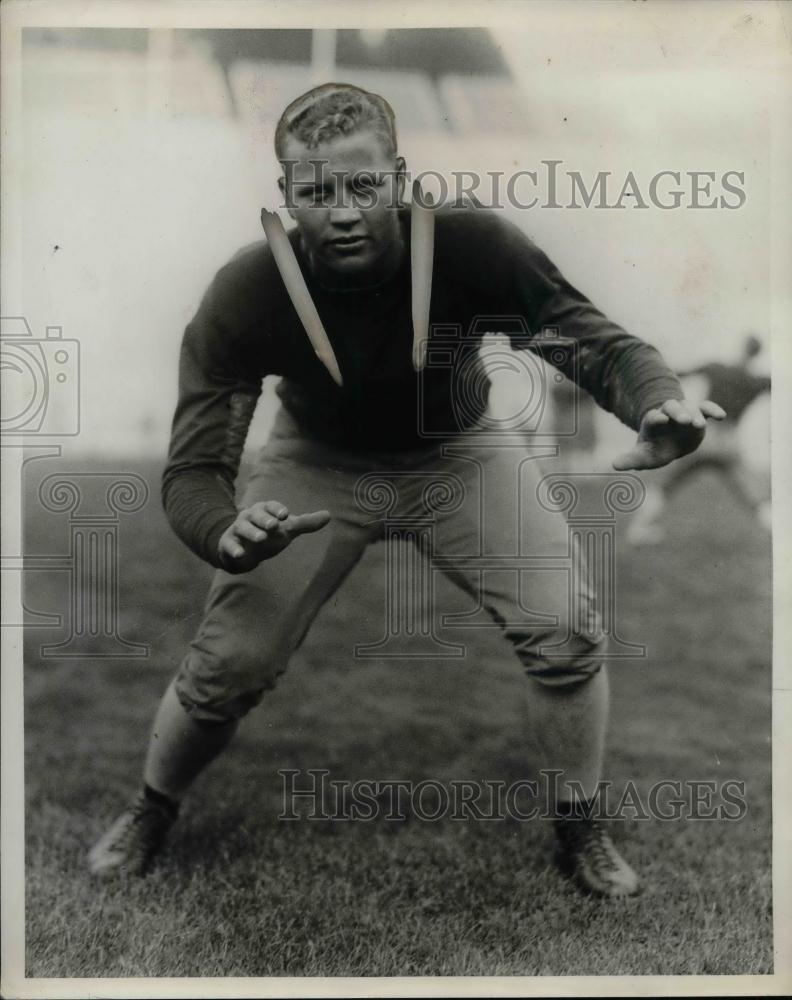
395,156,407,205
277,175,298,221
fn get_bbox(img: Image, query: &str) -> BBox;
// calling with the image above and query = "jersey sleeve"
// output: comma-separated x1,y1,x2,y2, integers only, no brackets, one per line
495,216,684,431
161,274,263,568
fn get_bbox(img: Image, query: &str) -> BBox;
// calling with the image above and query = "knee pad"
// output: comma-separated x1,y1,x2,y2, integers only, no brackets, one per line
506,620,607,688
174,642,286,724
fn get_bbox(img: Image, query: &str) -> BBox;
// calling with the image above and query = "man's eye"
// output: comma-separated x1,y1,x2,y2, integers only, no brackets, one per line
295,189,328,205
352,175,383,193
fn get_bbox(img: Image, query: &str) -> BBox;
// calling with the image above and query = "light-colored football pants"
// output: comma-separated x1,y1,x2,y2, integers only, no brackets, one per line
174,408,606,723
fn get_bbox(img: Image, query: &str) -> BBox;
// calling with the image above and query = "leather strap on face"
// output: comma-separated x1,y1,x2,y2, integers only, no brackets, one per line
410,180,435,372
261,184,436,385
260,208,344,387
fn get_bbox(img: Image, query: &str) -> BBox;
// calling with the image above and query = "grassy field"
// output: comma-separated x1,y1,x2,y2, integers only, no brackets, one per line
22,454,772,977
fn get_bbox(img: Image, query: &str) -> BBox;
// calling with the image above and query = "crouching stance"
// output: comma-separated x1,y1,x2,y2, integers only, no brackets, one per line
89,83,724,897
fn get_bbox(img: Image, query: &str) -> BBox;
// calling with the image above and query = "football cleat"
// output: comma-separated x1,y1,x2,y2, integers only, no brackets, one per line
553,818,641,898
88,791,178,878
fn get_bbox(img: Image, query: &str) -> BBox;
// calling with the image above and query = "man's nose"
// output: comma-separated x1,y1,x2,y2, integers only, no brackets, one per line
328,198,362,227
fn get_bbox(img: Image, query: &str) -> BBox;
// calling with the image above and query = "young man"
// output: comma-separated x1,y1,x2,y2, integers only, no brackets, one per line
88,83,724,896
627,335,770,544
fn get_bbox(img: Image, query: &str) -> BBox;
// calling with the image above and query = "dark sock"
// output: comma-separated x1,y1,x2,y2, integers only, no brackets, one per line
143,783,180,817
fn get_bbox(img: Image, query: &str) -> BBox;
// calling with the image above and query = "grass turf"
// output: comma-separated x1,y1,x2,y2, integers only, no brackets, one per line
22,456,771,977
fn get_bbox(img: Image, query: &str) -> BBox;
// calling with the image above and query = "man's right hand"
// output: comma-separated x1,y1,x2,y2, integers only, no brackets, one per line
218,500,331,573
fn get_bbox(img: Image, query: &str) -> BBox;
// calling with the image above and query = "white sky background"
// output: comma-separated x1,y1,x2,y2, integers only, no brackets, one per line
11,1,789,457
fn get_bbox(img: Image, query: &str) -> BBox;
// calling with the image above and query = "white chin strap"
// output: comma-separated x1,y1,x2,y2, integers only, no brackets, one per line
410,179,435,371
260,182,436,388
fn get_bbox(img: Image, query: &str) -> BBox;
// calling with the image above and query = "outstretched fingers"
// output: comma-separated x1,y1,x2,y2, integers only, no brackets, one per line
660,398,705,428
233,519,268,543
263,500,290,519
700,399,727,420
612,446,648,471
661,397,727,427
643,407,671,428
245,502,289,533
287,510,332,537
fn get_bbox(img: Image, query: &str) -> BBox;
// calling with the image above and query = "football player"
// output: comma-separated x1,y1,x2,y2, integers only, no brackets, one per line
88,83,724,896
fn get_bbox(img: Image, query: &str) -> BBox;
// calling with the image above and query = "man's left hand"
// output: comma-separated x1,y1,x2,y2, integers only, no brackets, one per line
612,398,727,471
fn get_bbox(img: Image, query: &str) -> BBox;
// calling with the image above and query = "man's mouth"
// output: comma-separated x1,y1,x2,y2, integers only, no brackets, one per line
328,235,368,252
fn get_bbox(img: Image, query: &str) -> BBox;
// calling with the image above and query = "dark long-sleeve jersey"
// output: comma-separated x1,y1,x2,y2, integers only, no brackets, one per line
162,204,684,567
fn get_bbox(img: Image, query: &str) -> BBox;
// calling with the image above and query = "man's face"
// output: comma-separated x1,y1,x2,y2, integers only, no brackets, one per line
279,128,405,279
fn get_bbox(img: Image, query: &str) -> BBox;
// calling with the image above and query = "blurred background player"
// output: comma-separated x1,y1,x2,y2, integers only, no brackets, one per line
627,335,771,545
